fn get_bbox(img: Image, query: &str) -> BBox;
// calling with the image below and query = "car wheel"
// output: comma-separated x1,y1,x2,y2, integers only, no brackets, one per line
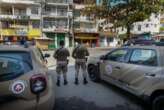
87,64,100,82
152,96,164,110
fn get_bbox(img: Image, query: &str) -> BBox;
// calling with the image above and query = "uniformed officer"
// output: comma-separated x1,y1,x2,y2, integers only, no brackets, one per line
72,43,89,85
53,40,70,86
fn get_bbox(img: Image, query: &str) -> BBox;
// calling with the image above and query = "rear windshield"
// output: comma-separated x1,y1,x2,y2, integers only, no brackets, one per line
0,51,33,81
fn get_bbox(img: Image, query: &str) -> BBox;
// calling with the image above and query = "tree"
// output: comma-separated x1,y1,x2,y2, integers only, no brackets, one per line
83,0,163,39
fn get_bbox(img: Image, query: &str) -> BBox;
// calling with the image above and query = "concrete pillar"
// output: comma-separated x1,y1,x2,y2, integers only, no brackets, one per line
26,7,31,16
104,37,107,47
12,5,15,15
65,34,69,47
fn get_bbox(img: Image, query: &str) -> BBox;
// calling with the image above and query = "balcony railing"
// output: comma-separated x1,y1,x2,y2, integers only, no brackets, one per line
74,28,97,33
43,11,68,17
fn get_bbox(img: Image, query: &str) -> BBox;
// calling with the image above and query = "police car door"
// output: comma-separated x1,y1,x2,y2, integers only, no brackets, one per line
100,49,129,80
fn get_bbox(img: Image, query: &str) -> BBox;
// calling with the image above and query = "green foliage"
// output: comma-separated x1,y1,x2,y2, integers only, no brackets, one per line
84,0,163,38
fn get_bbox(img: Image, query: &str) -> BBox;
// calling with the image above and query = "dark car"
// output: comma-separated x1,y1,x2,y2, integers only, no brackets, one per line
155,39,164,46
123,37,155,46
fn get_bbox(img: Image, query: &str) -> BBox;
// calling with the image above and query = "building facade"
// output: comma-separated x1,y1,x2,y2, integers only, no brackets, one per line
0,0,41,42
73,0,99,47
42,0,73,48
116,13,160,36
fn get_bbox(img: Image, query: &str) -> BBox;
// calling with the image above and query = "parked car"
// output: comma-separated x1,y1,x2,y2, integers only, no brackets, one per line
0,45,55,110
87,46,164,110
122,37,155,46
155,39,164,46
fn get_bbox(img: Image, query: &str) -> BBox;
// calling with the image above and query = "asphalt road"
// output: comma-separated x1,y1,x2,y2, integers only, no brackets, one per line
47,48,145,110
49,66,145,110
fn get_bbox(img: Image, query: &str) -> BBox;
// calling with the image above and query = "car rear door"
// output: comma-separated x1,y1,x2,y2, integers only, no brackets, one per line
119,48,161,93
0,51,36,108
100,48,130,80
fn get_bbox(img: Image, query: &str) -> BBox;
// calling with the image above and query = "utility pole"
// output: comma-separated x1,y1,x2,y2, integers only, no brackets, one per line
38,0,47,38
68,4,74,47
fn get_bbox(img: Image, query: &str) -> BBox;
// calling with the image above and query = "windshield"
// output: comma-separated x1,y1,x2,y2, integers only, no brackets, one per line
0,52,33,81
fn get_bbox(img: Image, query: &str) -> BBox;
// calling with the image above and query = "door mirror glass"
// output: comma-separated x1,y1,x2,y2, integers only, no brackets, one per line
100,55,107,60
44,53,50,58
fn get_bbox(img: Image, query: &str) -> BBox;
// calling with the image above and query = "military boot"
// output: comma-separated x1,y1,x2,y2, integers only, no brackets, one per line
64,80,68,85
74,78,79,85
83,78,88,85
56,80,60,87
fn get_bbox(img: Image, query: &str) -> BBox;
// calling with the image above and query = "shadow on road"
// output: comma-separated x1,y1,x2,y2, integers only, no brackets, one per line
55,96,142,110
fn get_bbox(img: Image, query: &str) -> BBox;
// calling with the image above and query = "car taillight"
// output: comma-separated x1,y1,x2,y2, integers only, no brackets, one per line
30,74,47,94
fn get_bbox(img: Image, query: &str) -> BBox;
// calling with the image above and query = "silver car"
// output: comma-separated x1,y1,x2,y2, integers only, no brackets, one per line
87,46,164,110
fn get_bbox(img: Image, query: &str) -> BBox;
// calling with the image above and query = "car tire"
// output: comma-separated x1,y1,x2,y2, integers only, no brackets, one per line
87,64,100,82
152,96,164,110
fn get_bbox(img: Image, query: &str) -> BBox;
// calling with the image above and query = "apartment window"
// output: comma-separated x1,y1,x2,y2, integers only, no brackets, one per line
31,7,39,15
15,9,26,15
138,25,141,31
74,22,80,29
45,6,51,12
122,27,124,31
155,14,158,18
154,24,157,27
131,25,134,30
146,24,149,28
32,21,40,28
58,7,67,16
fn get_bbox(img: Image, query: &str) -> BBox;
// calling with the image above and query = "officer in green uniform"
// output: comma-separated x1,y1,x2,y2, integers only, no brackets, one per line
53,40,70,86
72,43,89,85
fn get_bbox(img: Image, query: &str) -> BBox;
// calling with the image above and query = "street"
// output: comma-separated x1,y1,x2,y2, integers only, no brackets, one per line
47,48,145,110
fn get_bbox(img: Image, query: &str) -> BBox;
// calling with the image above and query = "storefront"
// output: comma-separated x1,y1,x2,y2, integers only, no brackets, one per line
45,32,71,48
99,31,118,47
0,28,41,43
74,32,99,47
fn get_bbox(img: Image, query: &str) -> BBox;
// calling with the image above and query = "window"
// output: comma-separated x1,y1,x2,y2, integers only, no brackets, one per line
106,49,128,62
146,24,149,28
129,49,157,66
31,7,39,15
154,24,157,27
138,25,141,31
0,52,33,81
32,21,40,28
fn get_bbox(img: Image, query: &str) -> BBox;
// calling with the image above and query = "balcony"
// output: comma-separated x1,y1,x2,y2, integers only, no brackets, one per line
74,17,95,23
43,12,68,18
43,26,69,33
0,15,17,19
47,0,73,4
74,28,97,33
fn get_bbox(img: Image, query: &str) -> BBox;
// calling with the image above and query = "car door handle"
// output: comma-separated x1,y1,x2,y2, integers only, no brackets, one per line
145,73,156,77
115,66,121,69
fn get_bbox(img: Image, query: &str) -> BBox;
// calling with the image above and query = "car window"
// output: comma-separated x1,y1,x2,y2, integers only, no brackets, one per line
129,49,157,66
106,49,128,62
0,52,33,81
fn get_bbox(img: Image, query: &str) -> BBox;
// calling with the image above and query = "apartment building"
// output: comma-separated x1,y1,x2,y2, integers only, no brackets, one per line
73,0,99,47
42,0,73,48
154,14,164,41
0,0,41,42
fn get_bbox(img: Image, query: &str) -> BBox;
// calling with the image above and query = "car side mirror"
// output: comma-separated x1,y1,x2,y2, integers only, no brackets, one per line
100,55,107,60
44,53,50,58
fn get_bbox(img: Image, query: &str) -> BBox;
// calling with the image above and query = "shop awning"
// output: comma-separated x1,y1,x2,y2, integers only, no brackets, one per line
99,31,116,37
75,36,98,40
